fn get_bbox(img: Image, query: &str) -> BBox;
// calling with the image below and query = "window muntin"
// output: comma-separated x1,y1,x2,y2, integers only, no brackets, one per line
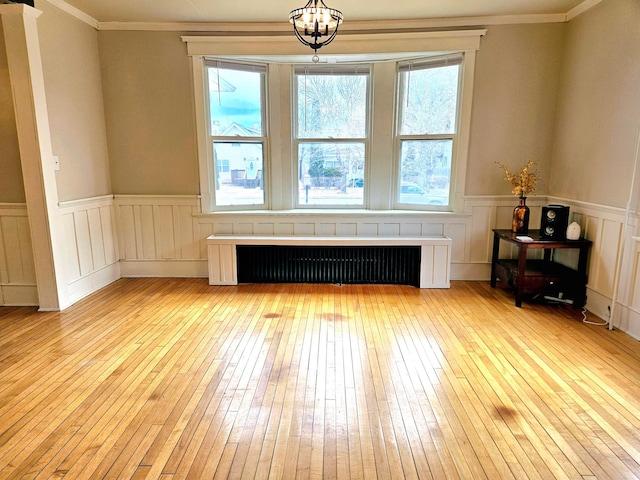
396,55,461,208
207,61,267,207
294,67,369,207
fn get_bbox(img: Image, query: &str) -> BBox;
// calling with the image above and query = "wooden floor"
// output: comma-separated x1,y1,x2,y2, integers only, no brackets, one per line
1,279,640,479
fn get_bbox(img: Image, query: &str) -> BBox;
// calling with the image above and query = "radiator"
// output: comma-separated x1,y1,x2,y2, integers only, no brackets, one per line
236,245,421,286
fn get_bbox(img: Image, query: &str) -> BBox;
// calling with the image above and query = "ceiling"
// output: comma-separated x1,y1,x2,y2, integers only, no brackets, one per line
57,0,589,24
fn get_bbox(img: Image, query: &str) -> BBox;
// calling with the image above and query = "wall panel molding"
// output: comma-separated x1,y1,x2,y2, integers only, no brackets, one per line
59,195,120,303
114,195,206,277
111,194,640,336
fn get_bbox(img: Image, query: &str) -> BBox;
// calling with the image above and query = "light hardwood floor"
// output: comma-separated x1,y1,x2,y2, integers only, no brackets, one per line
1,278,640,479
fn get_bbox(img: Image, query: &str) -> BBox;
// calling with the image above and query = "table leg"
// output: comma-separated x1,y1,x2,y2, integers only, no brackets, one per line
490,232,500,288
515,244,528,307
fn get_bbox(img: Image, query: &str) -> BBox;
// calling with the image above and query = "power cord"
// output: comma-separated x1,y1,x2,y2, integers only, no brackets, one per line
580,296,608,326
582,307,608,326
541,294,609,327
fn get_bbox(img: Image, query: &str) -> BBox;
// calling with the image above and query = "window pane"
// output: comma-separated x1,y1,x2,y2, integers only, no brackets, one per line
298,142,365,206
213,142,264,206
398,140,451,205
208,66,263,136
296,74,367,138
399,64,459,135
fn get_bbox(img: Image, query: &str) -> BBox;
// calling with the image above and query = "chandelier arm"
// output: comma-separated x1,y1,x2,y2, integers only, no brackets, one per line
289,0,343,53
291,23,340,51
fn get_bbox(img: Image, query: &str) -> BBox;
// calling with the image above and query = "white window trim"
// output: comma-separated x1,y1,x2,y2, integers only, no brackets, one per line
394,53,463,211
205,60,269,210
293,65,370,209
184,29,485,213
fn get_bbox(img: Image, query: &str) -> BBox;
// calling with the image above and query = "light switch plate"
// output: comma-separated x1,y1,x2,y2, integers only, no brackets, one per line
53,156,60,171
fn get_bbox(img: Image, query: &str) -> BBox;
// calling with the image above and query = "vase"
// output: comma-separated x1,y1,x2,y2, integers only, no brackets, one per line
512,197,530,234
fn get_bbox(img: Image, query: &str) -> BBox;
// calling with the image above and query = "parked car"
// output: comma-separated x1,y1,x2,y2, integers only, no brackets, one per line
400,182,448,205
400,182,427,195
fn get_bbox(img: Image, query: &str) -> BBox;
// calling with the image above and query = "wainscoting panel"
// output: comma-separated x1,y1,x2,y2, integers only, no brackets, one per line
110,195,640,337
546,196,636,334
607,228,640,339
444,222,466,263
59,196,120,303
0,204,38,305
114,195,207,277
591,217,622,298
630,237,640,308
468,205,494,262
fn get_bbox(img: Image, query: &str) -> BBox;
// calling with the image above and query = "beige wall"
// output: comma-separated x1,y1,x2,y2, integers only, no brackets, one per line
466,23,565,197
97,25,566,201
551,0,640,208
98,31,199,195
6,6,637,207
36,0,111,202
0,22,25,203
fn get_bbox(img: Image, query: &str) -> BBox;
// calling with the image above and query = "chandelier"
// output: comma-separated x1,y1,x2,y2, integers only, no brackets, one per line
289,0,343,55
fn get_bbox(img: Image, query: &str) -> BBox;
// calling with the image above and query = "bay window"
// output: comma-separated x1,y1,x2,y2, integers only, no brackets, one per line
186,29,483,213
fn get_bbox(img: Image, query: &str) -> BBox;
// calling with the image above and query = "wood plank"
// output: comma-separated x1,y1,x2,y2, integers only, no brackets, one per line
0,279,640,478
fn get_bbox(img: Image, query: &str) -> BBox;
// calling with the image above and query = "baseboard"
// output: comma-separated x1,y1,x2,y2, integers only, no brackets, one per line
613,303,640,341
0,284,38,306
584,287,610,323
586,286,640,339
451,262,491,281
120,260,208,278
67,262,121,305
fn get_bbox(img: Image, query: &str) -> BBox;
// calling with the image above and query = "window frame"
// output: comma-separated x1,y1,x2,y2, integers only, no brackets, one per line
204,59,269,211
394,54,463,210
185,30,483,213
292,65,371,209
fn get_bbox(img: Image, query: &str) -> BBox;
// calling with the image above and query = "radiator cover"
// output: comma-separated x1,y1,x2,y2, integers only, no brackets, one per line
236,245,421,286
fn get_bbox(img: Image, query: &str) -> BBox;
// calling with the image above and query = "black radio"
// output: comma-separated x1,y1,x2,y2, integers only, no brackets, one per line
540,205,569,239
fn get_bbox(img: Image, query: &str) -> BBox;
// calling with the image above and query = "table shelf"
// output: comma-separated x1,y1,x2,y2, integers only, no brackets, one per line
490,229,591,307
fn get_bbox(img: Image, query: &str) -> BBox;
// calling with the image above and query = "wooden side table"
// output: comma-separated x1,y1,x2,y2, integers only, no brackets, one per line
490,229,592,308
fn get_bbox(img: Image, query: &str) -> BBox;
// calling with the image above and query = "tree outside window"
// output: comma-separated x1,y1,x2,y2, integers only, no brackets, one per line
295,68,369,207
397,56,461,207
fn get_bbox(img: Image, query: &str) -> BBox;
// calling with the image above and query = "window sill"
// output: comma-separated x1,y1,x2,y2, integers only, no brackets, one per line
195,209,471,219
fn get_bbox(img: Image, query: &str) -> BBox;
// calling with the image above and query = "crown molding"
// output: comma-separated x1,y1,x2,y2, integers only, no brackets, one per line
97,14,566,32
37,0,601,33
566,0,603,21
42,0,98,28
